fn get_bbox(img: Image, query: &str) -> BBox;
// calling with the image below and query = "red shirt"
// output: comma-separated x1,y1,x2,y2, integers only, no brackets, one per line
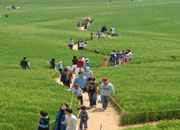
77,60,84,68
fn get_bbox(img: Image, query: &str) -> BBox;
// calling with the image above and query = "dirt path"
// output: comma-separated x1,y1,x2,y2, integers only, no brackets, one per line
55,76,120,130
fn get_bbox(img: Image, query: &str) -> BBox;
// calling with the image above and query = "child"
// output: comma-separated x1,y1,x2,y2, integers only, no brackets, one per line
71,84,83,105
57,61,63,74
109,57,114,66
78,106,89,130
37,111,50,130
103,59,108,67
77,22,81,29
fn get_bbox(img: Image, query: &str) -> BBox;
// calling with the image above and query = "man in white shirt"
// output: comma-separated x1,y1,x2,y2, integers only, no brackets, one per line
68,38,74,49
64,108,77,130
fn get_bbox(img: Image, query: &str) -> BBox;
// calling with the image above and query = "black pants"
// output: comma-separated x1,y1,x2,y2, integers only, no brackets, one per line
63,80,71,88
68,45,73,49
77,96,83,105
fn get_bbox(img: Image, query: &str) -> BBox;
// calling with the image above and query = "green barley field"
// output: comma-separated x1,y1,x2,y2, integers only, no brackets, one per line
0,0,180,129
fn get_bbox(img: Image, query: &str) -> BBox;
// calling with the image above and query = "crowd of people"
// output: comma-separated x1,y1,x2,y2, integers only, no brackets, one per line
35,54,115,130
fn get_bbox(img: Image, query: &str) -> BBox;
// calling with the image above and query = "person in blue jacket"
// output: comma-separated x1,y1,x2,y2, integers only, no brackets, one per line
73,71,87,91
54,103,69,130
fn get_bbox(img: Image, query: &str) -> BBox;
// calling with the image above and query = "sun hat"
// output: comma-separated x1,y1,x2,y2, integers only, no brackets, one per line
101,78,109,82
59,61,62,64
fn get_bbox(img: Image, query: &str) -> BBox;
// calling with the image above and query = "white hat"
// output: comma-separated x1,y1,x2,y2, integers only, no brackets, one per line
59,61,62,64
86,58,89,61
67,66,71,70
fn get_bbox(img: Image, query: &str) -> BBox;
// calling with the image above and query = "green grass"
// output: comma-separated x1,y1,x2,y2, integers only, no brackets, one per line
0,0,180,129
125,120,180,130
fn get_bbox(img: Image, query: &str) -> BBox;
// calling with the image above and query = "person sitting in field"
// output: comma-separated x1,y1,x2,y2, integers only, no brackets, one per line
5,14,8,18
83,67,93,79
73,71,87,92
98,31,101,39
82,42,87,50
78,106,89,130
127,50,132,61
54,104,69,130
20,56,29,69
103,59,108,67
68,38,74,49
12,5,16,9
37,111,50,130
6,6,10,10
70,84,83,105
57,61,63,74
90,32,93,40
101,26,107,38
61,68,71,87
90,19,93,24
50,58,56,69
110,27,115,37
95,32,99,40
77,22,81,29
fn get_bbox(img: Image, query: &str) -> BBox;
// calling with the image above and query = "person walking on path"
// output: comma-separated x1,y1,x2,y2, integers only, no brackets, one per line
57,61,63,74
63,108,77,130
20,56,29,69
72,56,78,74
100,78,115,111
37,111,50,130
54,104,69,130
84,59,91,68
87,78,99,108
78,106,89,130
83,67,93,79
110,50,117,66
70,84,83,105
77,57,84,73
68,38,74,49
61,68,72,87
73,71,87,91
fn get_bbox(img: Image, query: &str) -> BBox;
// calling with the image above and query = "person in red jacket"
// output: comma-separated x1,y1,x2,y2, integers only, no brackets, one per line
77,57,84,73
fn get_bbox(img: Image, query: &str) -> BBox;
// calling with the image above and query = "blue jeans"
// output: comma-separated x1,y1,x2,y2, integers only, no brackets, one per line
101,95,110,109
79,120,87,130
88,92,97,106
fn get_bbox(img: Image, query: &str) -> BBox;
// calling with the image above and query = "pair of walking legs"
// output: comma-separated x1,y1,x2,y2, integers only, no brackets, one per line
101,95,110,109
88,92,97,107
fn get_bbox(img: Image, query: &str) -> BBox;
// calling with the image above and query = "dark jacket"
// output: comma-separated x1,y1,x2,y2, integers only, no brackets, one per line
80,110,89,122
38,116,50,130
61,72,71,84
20,59,28,68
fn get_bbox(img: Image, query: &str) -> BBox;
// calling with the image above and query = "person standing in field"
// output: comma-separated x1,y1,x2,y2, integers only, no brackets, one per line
73,71,87,92
54,104,69,130
68,38,74,49
110,50,117,66
90,32,93,40
87,78,99,108
37,111,50,130
100,78,115,110
103,59,108,67
72,56,78,74
61,68,72,87
63,108,77,130
84,59,91,68
20,56,29,69
110,27,115,37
